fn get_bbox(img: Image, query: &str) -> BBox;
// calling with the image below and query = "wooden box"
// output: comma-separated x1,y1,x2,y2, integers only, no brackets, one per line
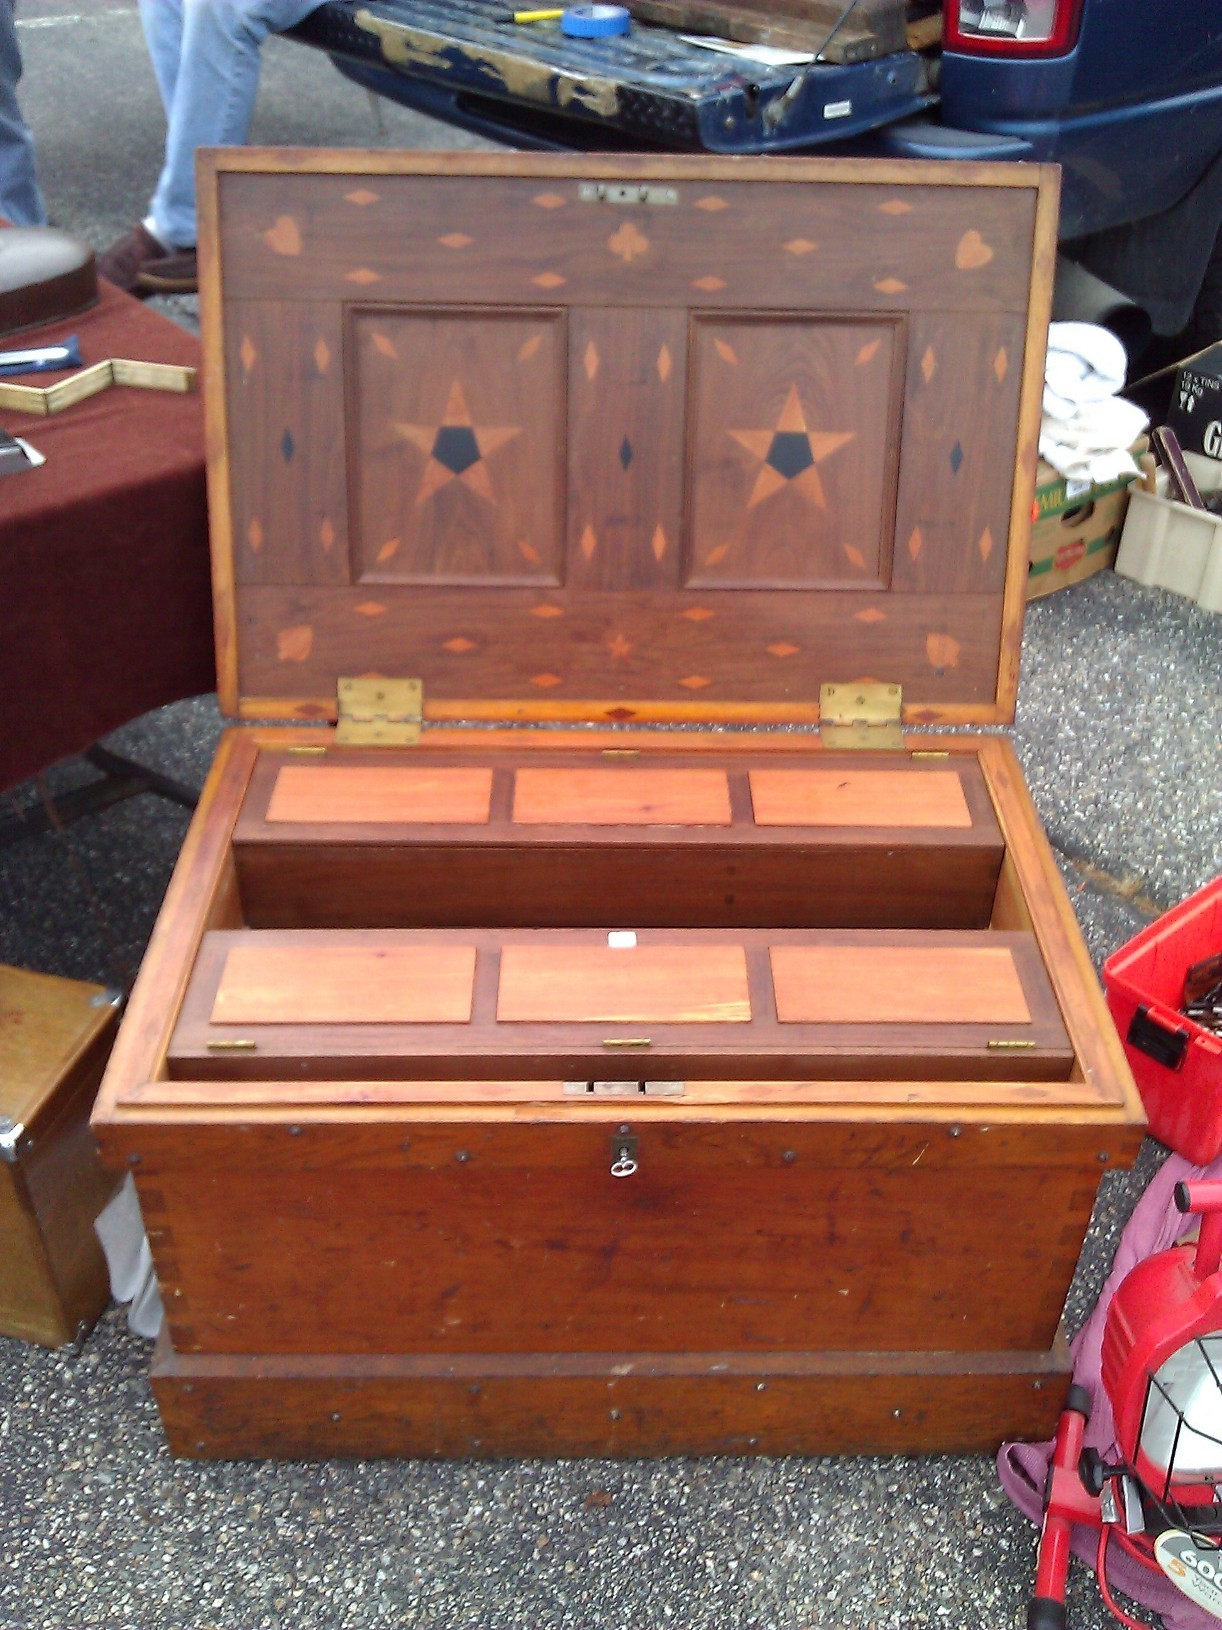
1,964,121,1346
92,151,1144,1460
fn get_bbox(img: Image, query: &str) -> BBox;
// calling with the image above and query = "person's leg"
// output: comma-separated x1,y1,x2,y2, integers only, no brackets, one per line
0,0,46,227
137,0,186,124
148,0,321,250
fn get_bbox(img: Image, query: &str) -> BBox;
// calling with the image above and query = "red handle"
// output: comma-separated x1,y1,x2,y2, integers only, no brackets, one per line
1175,1182,1222,1278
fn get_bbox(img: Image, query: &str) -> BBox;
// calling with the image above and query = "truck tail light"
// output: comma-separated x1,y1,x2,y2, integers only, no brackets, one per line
944,0,1084,55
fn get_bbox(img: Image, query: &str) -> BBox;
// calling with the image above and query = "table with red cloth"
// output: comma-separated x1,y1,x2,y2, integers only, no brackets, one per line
0,280,214,793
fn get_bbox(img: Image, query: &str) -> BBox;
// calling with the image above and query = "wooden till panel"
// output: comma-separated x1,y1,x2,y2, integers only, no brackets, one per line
497,944,751,1023
749,768,973,828
266,765,494,825
212,943,477,1026
771,945,1030,1025
512,767,733,826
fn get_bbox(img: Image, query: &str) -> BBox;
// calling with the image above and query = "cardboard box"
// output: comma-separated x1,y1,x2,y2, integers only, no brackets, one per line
1168,341,1222,460
1027,443,1145,600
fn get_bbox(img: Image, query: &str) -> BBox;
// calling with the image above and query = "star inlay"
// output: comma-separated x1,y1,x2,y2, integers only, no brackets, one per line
393,380,521,507
728,385,855,509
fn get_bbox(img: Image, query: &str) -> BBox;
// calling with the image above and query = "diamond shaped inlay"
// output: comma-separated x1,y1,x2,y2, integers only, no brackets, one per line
679,675,712,690
681,607,714,621
314,337,331,375
994,347,1009,383
277,625,313,663
651,525,667,562
372,332,398,361
580,525,597,561
239,335,257,374
533,193,567,210
377,536,401,563
619,436,633,471
584,341,600,382
695,196,729,212
843,544,866,569
355,601,385,617
874,277,908,294
921,347,936,384
247,518,264,553
519,335,542,362
281,429,295,463
531,604,563,618
319,518,335,552
855,608,886,623
439,233,472,249
785,239,817,256
518,540,542,566
949,442,964,475
855,341,880,366
907,527,923,560
767,643,798,658
978,527,994,562
532,272,565,289
878,200,913,215
531,673,562,688
657,345,672,383
345,189,379,206
444,637,476,653
714,340,739,366
346,267,381,285
693,276,726,291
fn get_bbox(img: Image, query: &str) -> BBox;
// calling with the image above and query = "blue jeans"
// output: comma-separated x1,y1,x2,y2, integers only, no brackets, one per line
0,1,45,226
139,0,321,248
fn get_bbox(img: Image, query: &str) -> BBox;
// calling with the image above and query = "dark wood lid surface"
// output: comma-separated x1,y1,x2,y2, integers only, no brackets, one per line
200,152,1058,728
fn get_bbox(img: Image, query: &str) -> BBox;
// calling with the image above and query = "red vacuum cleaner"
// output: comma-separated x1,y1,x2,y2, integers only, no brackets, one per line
1031,1181,1222,1629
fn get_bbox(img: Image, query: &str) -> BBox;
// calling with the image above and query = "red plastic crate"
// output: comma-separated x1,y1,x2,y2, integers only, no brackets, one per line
1103,877,1222,1162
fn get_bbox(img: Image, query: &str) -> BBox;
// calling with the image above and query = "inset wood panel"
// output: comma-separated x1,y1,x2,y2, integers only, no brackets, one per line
226,300,348,585
687,317,900,587
212,944,477,1026
266,766,493,825
567,308,686,591
215,168,1039,314
892,313,1026,594
512,767,731,826
771,946,1031,1025
497,945,751,1023
750,769,973,828
351,308,564,585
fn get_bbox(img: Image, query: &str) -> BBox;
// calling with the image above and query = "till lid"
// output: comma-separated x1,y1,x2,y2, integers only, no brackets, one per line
201,151,1058,728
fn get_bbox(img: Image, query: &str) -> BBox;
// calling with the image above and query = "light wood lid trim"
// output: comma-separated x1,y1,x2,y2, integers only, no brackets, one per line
513,768,732,826
749,769,973,829
267,766,494,825
497,945,751,1024
771,946,1031,1026
213,945,477,1026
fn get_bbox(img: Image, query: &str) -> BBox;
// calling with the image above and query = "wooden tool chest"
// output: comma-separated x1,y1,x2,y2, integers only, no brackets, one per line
92,150,1144,1459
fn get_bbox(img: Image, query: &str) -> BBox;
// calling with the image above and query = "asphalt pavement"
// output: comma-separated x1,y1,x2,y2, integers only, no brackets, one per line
1,7,1221,1629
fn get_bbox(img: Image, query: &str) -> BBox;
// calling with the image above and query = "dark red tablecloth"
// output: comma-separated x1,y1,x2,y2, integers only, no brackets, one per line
0,279,214,792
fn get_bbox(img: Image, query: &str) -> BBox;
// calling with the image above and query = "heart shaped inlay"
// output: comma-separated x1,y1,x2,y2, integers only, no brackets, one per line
263,215,302,257
955,229,994,270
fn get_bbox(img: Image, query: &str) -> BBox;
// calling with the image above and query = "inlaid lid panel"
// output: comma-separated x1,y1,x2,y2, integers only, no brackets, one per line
201,153,1057,726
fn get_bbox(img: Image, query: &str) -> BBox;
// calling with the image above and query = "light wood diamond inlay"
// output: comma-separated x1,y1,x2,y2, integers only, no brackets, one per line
531,604,563,618
679,675,712,689
377,536,401,563
247,517,264,553
768,642,798,658
694,275,727,291
878,199,913,215
518,335,543,361
439,233,473,249
715,340,739,365
651,525,668,562
372,332,398,360
694,195,729,211
681,606,714,621
978,527,995,562
313,337,331,375
729,385,855,511
345,189,379,206
444,636,476,652
994,347,1009,382
907,527,923,560
921,347,937,384
531,673,562,688
239,335,257,374
318,518,335,552
584,341,600,381
346,268,381,285
657,344,672,382
518,539,542,565
532,272,566,288
355,602,385,617
854,608,886,623
785,238,817,256
532,193,567,209
874,277,908,294
855,340,880,365
580,525,597,561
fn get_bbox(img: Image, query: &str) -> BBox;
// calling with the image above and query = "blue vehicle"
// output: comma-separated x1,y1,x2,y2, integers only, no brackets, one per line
290,0,1222,344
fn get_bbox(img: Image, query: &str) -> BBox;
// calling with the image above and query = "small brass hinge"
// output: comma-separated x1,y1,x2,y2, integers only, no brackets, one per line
335,677,423,747
819,682,903,750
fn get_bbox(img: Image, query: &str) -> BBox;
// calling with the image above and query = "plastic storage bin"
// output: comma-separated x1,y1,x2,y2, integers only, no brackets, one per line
1103,878,1222,1162
1114,452,1222,613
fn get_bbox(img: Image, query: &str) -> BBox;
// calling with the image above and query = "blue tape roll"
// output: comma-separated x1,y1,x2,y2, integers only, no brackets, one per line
561,3,630,35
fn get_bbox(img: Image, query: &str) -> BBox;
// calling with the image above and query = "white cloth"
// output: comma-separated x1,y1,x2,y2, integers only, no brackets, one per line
94,1173,164,1340
1039,394,1148,487
1043,321,1129,422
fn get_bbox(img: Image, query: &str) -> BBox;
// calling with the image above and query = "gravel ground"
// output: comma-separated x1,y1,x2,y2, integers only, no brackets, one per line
3,6,1222,1627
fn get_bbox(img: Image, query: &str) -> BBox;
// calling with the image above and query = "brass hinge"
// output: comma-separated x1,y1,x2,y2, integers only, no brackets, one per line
335,677,423,747
819,682,903,750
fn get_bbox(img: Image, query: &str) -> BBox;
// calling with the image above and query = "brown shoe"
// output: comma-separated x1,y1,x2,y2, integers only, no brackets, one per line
137,248,198,295
96,222,170,295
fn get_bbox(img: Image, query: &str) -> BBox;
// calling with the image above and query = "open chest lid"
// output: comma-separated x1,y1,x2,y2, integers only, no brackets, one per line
200,151,1058,730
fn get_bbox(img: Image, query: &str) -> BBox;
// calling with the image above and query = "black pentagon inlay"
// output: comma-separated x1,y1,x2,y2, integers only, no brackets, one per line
949,440,964,474
281,429,295,463
766,431,814,480
432,425,481,475
619,436,633,470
